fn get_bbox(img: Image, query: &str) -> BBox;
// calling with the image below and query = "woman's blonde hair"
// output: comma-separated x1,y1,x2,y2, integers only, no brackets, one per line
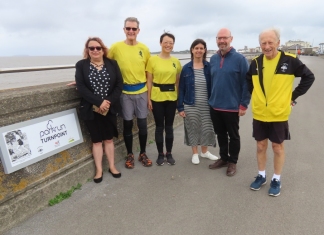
83,37,109,59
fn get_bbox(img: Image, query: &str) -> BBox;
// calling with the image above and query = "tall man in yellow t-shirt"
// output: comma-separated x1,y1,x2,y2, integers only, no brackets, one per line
108,17,152,169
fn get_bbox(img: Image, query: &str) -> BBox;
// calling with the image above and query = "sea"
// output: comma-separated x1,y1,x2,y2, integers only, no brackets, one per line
0,54,196,91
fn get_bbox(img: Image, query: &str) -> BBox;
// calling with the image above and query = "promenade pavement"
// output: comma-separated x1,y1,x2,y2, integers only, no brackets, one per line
4,56,324,235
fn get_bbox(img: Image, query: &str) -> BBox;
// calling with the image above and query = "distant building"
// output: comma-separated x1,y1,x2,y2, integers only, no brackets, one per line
285,40,311,47
285,44,303,54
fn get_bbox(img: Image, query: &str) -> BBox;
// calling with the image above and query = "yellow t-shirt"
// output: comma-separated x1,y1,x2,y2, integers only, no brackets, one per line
108,41,151,94
146,55,182,102
263,52,281,97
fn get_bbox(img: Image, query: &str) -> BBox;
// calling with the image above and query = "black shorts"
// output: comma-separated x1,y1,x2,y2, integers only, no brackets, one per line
84,112,118,143
252,119,290,144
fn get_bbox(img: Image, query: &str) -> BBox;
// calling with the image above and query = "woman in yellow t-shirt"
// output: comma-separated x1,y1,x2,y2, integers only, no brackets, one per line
146,32,182,166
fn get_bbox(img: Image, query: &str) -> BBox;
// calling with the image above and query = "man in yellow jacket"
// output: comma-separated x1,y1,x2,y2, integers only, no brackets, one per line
246,28,315,196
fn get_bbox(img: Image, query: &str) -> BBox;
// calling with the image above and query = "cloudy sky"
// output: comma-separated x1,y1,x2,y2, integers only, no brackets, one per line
0,0,323,56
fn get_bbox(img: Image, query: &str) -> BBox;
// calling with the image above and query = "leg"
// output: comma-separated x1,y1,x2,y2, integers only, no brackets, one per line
192,146,198,154
267,121,289,197
123,119,133,154
152,101,165,153
210,108,229,161
250,120,269,190
257,139,268,171
137,118,148,154
135,92,149,154
201,146,208,153
164,101,177,165
272,142,285,175
92,142,103,178
120,93,136,155
103,139,119,174
223,112,240,164
164,101,177,153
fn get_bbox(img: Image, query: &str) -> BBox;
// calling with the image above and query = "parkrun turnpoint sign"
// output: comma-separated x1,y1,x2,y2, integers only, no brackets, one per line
0,109,83,174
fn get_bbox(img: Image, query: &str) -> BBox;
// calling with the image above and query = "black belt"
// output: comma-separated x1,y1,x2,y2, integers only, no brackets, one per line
153,83,175,92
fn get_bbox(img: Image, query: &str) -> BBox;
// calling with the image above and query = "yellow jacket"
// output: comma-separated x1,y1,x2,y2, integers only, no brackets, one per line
246,51,315,122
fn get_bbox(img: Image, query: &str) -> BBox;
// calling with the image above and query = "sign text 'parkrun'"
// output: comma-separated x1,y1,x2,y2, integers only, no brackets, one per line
40,120,67,143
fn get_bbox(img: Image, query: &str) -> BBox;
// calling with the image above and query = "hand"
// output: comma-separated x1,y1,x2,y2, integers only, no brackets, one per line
238,109,246,116
66,81,77,90
179,111,186,118
148,100,153,111
99,100,110,112
66,81,76,86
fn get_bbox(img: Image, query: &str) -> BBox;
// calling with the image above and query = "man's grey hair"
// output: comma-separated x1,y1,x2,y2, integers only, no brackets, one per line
259,27,280,43
124,17,140,28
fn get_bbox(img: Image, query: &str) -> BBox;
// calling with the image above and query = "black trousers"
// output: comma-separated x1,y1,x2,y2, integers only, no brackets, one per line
210,108,240,164
151,100,177,153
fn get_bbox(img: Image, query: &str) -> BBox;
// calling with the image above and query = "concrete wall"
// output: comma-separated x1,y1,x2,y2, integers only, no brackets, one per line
0,83,183,234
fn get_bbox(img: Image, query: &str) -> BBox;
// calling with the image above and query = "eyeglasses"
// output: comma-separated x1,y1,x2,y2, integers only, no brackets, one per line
125,27,138,31
216,36,231,41
162,42,174,45
88,46,102,51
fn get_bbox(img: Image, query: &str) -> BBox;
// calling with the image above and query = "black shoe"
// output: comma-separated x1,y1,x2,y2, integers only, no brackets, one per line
166,152,175,165
93,174,103,183
156,153,165,166
108,168,121,178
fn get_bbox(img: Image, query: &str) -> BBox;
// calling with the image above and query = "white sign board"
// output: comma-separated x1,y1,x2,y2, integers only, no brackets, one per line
0,109,83,174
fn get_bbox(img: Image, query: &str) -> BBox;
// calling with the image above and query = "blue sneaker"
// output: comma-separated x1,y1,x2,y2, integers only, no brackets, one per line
250,174,267,190
268,179,281,196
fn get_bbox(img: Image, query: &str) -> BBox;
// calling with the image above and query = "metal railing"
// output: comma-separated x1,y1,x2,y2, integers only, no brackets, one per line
0,65,75,74
0,53,261,75
0,57,193,74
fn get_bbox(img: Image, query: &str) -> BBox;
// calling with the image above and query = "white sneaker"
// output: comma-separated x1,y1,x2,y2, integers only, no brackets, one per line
191,154,200,164
200,151,219,160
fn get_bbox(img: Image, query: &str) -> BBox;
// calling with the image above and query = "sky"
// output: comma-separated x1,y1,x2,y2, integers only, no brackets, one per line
0,0,323,56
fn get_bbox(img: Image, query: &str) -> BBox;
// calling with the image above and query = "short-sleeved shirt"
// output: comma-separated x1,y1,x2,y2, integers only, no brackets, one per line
146,55,182,102
108,41,150,94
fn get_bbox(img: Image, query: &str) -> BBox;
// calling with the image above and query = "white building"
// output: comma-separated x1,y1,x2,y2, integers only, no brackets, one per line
285,40,311,47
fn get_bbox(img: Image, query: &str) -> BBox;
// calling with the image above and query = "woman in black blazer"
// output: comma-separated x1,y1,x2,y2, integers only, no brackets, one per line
75,37,123,183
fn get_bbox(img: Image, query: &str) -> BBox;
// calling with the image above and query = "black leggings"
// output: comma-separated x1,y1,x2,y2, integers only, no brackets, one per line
151,100,177,153
123,118,147,154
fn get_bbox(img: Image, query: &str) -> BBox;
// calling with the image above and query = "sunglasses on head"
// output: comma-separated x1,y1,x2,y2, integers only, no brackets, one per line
88,46,102,51
125,27,138,31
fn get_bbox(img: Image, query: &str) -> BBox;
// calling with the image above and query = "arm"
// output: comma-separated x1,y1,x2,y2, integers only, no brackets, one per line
239,57,251,113
177,67,186,113
205,64,211,99
175,60,182,92
106,60,123,105
146,71,153,111
246,60,254,95
75,61,104,107
291,59,315,101
66,81,76,86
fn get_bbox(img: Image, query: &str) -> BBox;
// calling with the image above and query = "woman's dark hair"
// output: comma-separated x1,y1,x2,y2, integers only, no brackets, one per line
160,32,175,43
83,37,109,59
190,39,207,60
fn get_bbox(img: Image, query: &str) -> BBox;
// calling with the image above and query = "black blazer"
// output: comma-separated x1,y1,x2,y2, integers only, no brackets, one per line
75,57,123,120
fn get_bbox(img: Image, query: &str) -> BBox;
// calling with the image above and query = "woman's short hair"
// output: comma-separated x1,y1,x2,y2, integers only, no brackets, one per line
83,37,108,59
160,32,175,43
190,39,207,60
